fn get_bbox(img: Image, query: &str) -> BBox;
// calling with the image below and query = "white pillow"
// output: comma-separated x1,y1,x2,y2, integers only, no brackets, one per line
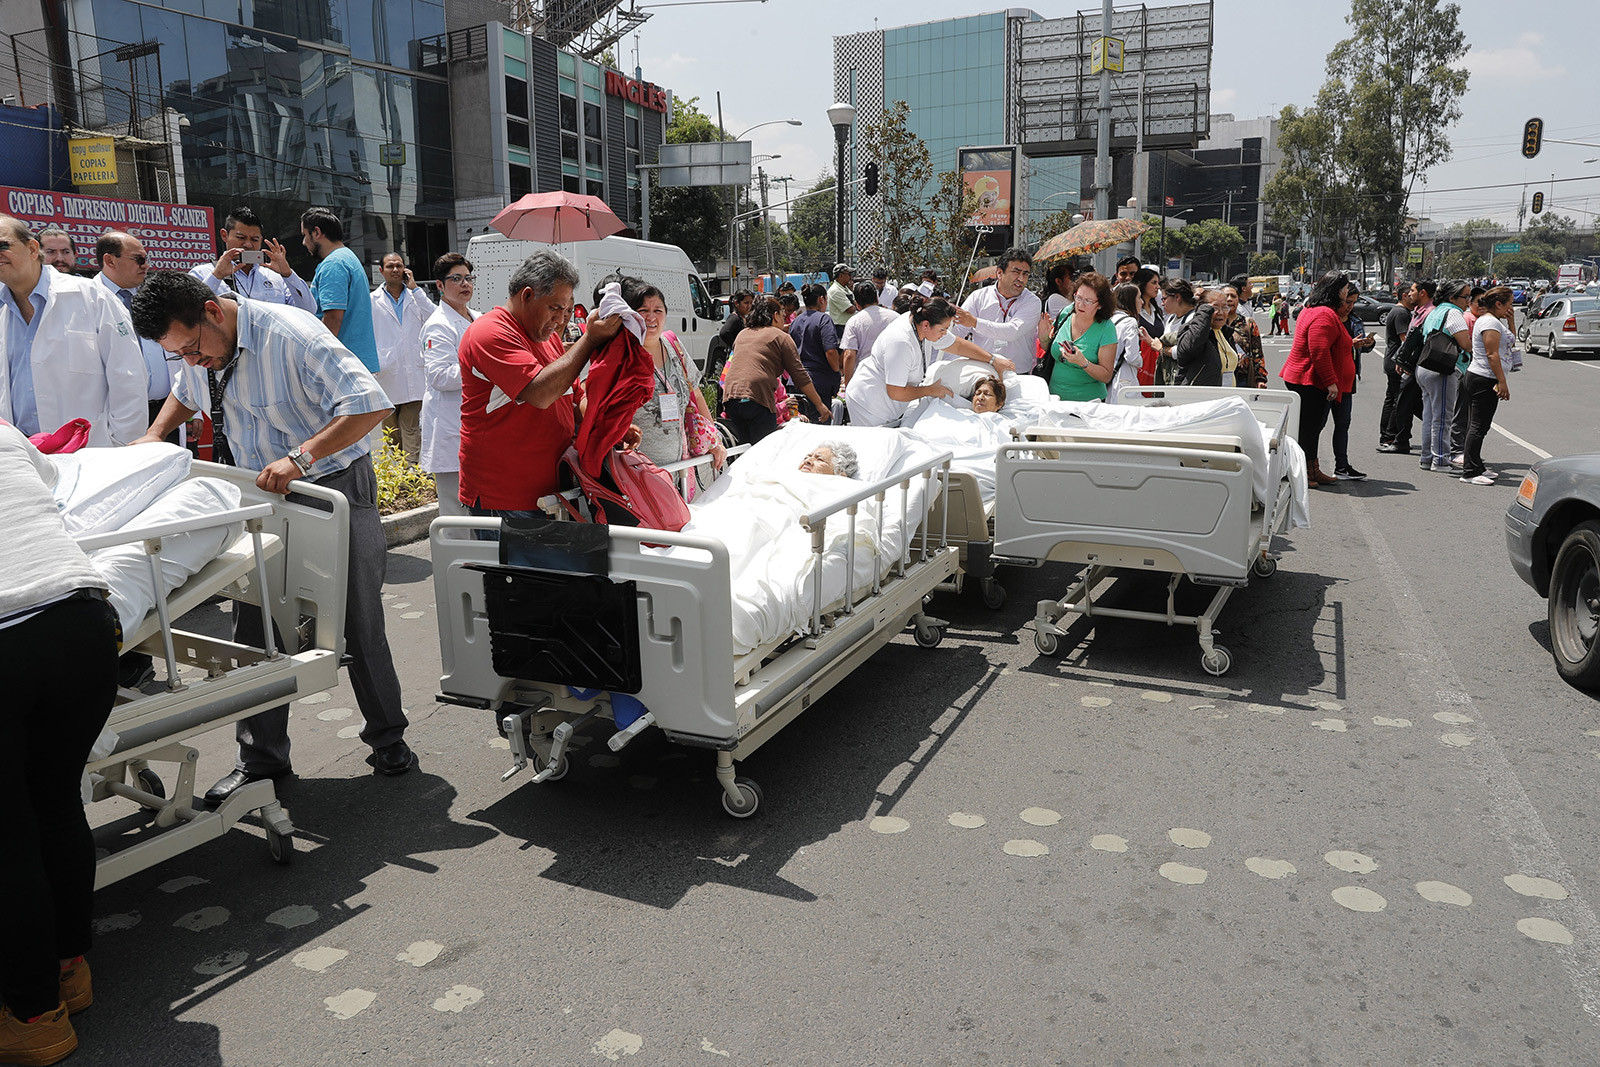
922,358,1012,400
723,421,910,486
54,443,193,537
1009,374,1051,403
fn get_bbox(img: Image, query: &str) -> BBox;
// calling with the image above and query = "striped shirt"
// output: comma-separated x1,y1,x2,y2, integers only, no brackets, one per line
171,300,390,478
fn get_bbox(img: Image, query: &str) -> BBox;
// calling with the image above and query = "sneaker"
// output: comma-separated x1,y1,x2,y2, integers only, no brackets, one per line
0,1002,77,1066
59,959,91,1015
1431,460,1451,472
1449,454,1465,469
1461,473,1495,485
1334,465,1367,480
1376,442,1399,453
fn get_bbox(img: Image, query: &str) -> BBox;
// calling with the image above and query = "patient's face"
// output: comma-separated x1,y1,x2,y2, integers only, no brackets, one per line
798,447,839,475
971,382,1001,413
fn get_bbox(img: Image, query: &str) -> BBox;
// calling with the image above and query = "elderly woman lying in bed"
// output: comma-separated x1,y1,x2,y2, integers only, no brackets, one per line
797,442,860,478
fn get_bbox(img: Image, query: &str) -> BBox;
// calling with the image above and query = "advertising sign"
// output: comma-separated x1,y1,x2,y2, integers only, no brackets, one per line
1091,36,1124,74
68,137,117,186
1407,245,1424,265
958,146,1018,228
1,186,216,272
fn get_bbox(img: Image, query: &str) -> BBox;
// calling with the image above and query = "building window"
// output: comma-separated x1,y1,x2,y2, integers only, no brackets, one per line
583,101,601,138
626,115,640,149
584,139,603,169
505,76,528,119
586,179,604,199
507,119,530,151
627,148,640,181
510,164,532,199
562,133,579,163
563,173,581,193
560,95,577,133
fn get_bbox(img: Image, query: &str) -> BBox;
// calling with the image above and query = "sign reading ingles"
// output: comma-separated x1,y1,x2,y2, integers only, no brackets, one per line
604,71,668,113
3,186,215,271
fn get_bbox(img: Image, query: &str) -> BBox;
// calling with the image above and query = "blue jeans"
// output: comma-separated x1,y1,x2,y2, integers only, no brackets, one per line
1330,392,1353,469
468,503,544,542
1415,366,1456,466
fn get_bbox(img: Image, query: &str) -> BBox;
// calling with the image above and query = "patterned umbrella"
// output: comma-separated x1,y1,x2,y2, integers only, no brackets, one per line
1035,217,1149,262
490,191,627,243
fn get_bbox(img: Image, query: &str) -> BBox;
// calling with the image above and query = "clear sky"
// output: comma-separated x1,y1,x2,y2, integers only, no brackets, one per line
628,0,1600,231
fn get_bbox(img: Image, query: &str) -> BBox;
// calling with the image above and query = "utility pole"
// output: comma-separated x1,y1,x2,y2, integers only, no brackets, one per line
1092,0,1113,275
760,166,773,283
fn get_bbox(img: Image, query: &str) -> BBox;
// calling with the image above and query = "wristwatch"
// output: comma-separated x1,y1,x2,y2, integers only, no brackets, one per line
288,445,314,476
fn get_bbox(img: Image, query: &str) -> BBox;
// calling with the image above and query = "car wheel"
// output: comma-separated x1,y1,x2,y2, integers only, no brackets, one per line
1548,520,1600,691
1548,334,1559,359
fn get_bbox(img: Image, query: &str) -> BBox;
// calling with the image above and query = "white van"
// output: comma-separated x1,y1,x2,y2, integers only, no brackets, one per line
466,233,723,368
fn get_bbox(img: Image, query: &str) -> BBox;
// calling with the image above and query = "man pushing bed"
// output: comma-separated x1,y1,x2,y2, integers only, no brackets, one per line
128,271,417,806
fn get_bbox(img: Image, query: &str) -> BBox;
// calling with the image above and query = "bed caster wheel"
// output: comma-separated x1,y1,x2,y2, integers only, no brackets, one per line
721,777,763,819
1200,645,1233,677
1034,629,1060,656
979,579,1007,610
534,753,569,781
913,622,945,648
1251,555,1278,578
136,767,165,799
266,826,294,865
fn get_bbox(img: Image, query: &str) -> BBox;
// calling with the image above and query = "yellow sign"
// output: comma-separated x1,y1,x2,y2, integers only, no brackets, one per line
1091,36,1124,74
69,137,118,186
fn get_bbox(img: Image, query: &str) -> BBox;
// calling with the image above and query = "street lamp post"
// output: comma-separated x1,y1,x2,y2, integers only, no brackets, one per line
828,101,857,269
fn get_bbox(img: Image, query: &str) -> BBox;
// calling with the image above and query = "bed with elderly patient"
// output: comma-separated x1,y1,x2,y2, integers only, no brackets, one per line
50,443,349,886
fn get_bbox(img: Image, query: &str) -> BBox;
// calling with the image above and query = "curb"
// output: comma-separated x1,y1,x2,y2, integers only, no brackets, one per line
382,502,438,547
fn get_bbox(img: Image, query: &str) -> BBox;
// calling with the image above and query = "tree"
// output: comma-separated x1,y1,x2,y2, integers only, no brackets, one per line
648,96,727,264
1439,249,1485,278
859,101,932,282
913,170,984,292
1491,252,1556,281
787,173,836,270
1177,218,1246,277
1263,103,1350,276
1141,212,1185,265
1248,251,1283,275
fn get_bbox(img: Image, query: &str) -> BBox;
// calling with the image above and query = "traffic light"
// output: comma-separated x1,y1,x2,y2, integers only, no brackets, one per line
863,162,879,197
1521,117,1543,159
1532,191,1544,214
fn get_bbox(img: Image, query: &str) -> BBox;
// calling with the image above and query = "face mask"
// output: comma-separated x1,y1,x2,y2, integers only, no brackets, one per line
928,327,957,350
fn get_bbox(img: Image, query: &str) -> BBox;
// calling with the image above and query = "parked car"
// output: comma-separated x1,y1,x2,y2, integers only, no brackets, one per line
1506,455,1600,691
1521,296,1600,357
1350,293,1395,324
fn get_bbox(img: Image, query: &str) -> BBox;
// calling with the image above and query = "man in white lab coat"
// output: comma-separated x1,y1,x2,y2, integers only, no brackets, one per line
0,215,146,446
95,230,177,433
369,252,432,465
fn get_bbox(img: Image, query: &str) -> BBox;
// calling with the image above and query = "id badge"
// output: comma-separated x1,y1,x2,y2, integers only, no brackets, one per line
658,392,682,422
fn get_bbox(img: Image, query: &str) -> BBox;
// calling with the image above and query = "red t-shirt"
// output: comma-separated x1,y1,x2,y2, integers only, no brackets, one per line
457,306,584,510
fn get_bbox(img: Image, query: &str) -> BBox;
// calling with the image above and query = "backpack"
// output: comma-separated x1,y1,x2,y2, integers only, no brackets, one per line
556,446,691,533
1394,319,1428,371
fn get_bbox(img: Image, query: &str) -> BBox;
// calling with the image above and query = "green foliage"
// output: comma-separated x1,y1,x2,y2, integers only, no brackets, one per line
859,102,933,281
1176,219,1246,276
1249,251,1283,275
1490,252,1556,281
785,173,836,269
1439,249,1485,278
373,429,437,515
1140,212,1184,263
1450,217,1497,241
649,96,728,264
916,170,984,289
1028,207,1082,246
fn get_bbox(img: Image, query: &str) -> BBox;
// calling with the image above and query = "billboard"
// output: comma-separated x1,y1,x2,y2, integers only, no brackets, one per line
0,186,215,273
960,146,1019,230
656,140,752,188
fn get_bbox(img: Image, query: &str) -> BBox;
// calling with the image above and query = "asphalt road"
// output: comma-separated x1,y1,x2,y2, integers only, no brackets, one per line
79,319,1600,1066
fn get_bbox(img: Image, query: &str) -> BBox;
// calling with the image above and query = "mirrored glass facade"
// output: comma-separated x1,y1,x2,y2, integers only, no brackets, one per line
56,0,452,270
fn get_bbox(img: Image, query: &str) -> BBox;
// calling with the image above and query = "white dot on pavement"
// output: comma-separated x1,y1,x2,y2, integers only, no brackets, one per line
1415,881,1472,906
1245,857,1297,880
1324,850,1378,874
1159,862,1207,885
401,611,425,620
1168,828,1211,849
948,812,986,828
1504,874,1568,900
869,816,909,835
337,725,362,739
1517,917,1574,945
1020,807,1061,827
1089,834,1128,853
432,985,484,1013
324,989,376,1020
1332,886,1386,912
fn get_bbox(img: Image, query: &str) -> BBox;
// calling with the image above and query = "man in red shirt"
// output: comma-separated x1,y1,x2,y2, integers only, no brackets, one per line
458,249,624,516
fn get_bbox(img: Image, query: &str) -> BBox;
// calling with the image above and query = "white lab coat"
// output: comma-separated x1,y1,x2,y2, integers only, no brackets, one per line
419,300,475,473
370,286,432,406
96,272,175,402
0,269,147,445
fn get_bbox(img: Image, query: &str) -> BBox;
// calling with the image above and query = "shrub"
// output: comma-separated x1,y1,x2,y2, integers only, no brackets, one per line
373,428,437,514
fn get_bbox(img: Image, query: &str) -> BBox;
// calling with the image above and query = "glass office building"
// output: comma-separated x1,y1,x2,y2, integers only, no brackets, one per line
48,0,455,270
835,11,1078,265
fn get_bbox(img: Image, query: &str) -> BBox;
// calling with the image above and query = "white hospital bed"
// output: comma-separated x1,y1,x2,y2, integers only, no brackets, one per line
79,461,348,888
430,426,958,817
992,386,1303,676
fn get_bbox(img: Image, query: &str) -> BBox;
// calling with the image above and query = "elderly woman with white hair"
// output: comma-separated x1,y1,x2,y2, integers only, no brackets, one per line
797,441,859,478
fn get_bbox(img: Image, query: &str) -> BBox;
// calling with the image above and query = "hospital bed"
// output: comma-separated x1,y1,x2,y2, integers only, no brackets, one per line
991,386,1305,676
71,457,348,889
430,425,958,817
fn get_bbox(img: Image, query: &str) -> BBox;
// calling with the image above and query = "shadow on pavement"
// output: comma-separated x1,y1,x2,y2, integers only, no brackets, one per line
464,642,997,910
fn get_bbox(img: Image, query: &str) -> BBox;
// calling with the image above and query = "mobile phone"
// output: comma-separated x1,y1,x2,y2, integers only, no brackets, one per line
239,250,265,266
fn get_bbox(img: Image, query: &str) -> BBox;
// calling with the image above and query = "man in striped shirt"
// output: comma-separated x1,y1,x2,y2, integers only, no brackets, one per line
131,271,415,805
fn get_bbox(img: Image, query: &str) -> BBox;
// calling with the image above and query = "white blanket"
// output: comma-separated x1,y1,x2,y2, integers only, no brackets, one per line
683,423,939,656
53,443,193,537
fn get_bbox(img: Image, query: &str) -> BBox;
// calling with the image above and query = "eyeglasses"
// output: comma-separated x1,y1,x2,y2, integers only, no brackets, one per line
445,273,476,284
0,239,16,252
118,252,148,266
1074,295,1097,305
162,323,204,362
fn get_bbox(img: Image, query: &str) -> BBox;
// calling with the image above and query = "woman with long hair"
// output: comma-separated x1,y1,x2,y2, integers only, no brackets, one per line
1414,281,1471,474
1279,272,1358,486
1106,282,1145,401
621,277,725,484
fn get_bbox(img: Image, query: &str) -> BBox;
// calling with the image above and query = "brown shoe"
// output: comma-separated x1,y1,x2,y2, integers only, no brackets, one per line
1310,461,1338,486
59,958,92,1015
0,1002,77,1066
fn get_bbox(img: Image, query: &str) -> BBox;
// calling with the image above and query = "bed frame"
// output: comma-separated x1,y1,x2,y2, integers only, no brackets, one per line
430,448,958,817
992,386,1300,676
82,462,348,888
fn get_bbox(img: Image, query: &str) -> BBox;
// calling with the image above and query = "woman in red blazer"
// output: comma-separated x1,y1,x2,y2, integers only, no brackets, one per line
1280,272,1357,486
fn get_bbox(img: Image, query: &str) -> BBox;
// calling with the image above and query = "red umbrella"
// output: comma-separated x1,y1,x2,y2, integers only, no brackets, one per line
489,191,627,244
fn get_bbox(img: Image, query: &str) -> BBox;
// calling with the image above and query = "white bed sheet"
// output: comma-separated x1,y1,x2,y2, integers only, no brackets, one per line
676,423,940,656
53,443,193,537
899,385,1083,503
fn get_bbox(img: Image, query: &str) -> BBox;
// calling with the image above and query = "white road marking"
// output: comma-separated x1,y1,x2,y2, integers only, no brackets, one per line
159,876,208,893
292,947,349,972
193,950,249,975
948,812,987,829
1341,489,1600,1018
173,907,229,931
1245,857,1297,879
1168,828,1211,849
1090,834,1128,852
1020,807,1062,827
1519,917,1576,945
1312,718,1349,732
1505,874,1569,900
265,905,318,930
1332,886,1387,912
1003,839,1049,857
1416,881,1473,906
1492,424,1552,459
869,816,910,835
397,940,445,967
1158,862,1207,885
432,985,484,1013
592,1029,644,1060
1440,732,1477,748
1325,850,1379,874
324,989,376,1019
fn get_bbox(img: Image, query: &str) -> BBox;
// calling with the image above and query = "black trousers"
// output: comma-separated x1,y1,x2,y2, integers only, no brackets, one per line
1449,368,1470,454
722,398,778,445
1460,372,1501,478
1286,382,1332,467
1378,362,1405,444
0,594,118,1018
1383,372,1421,448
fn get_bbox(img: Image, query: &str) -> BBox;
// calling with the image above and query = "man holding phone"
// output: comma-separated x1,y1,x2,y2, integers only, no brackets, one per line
188,206,316,312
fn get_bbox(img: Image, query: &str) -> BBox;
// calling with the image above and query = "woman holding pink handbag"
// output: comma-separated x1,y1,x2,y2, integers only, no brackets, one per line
624,279,726,492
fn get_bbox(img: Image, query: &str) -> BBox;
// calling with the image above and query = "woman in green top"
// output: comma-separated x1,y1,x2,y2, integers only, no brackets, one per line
1046,271,1119,401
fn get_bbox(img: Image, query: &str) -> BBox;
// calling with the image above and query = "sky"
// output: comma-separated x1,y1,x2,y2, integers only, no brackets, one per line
626,0,1600,232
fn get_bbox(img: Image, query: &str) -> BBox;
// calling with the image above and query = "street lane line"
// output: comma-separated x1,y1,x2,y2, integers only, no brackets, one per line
1492,424,1552,460
1341,491,1600,1020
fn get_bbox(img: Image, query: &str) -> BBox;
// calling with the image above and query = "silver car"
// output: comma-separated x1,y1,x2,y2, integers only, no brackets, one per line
1522,295,1600,357
1506,454,1600,691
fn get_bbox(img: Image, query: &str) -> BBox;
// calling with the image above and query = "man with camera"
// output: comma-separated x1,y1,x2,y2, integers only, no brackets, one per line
187,206,316,312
